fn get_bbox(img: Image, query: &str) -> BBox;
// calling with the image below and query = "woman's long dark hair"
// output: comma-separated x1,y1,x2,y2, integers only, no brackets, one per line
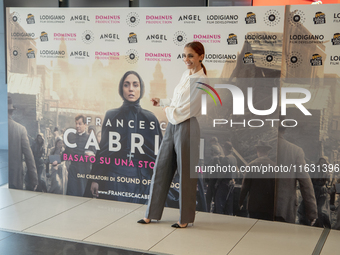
118,71,145,101
184,41,207,75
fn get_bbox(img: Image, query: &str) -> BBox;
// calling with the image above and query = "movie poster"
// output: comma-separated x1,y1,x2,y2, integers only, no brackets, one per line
13,5,340,230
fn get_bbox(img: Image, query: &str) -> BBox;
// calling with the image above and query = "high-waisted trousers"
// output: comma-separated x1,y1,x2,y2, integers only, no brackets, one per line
145,117,199,224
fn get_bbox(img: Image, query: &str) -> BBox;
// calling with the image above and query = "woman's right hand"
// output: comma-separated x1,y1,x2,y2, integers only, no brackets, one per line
151,98,160,107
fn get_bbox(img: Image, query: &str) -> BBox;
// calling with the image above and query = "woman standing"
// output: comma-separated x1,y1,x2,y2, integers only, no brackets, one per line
138,42,207,228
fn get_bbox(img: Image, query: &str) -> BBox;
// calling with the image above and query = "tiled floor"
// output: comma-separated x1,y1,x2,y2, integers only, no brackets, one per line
0,183,335,255
0,149,336,254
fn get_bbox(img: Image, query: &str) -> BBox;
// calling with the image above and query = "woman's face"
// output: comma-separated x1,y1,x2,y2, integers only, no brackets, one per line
123,74,141,102
182,46,204,71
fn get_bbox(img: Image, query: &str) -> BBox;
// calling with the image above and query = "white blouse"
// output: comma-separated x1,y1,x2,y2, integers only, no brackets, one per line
160,68,207,125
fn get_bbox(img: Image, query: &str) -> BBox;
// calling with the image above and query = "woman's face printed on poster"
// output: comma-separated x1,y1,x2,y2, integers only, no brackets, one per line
122,74,141,102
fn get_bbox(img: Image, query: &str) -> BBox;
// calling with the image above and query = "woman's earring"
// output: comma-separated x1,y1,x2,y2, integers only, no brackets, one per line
199,60,202,62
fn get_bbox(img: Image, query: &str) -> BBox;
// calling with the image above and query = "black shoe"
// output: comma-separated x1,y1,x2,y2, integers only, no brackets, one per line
137,219,151,224
171,223,188,228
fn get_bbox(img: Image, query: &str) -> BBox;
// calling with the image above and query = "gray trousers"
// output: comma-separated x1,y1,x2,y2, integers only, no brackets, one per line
145,118,199,224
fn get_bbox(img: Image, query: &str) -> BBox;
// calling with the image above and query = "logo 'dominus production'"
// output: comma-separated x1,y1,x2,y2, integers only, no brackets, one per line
289,10,305,26
126,12,140,27
128,32,137,43
243,52,254,64
264,9,280,26
27,48,35,59
287,51,303,68
173,31,187,46
245,12,256,24
196,82,222,115
40,31,48,42
227,33,238,45
125,49,139,64
82,30,94,44
313,11,326,24
310,53,322,66
332,33,340,45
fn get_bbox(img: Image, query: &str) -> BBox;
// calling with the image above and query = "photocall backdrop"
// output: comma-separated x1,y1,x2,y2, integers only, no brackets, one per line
6,4,340,228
